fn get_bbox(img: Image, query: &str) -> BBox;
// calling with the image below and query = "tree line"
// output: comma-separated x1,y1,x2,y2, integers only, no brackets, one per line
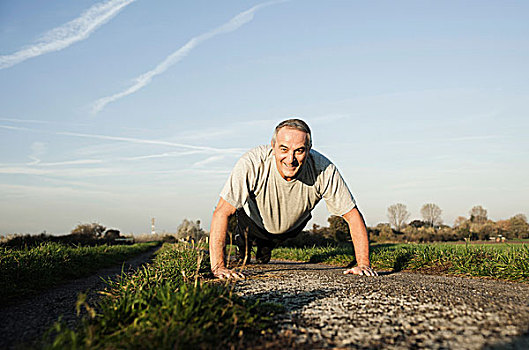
281,204,528,247
379,203,528,242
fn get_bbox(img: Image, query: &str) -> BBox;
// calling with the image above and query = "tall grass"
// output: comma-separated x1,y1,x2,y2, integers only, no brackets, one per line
0,242,158,304
272,243,529,282
44,243,281,349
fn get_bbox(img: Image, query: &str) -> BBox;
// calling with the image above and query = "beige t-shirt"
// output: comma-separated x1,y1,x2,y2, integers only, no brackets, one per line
220,145,356,234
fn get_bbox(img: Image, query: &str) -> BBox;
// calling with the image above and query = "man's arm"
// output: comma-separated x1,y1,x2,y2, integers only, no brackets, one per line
209,197,244,279
342,207,377,276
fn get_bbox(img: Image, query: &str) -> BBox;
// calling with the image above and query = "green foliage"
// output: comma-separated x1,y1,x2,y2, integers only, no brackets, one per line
327,215,350,242
0,242,157,304
176,219,207,242
469,205,488,224
44,244,281,349
272,243,529,282
71,223,106,238
1,230,127,250
507,214,529,239
279,230,336,248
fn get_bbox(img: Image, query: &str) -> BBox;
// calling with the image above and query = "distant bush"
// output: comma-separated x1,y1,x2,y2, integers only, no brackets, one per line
71,223,106,238
279,230,337,248
177,219,207,243
1,224,132,250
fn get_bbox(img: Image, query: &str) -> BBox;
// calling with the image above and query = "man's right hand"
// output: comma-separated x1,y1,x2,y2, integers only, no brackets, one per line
212,267,245,280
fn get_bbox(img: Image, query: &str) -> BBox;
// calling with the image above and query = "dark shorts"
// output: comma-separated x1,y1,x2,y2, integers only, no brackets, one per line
235,208,310,246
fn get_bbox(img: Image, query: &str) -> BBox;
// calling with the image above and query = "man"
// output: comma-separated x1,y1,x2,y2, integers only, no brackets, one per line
209,119,377,279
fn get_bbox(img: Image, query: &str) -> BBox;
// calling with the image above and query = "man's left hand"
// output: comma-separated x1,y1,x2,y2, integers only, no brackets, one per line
343,265,378,276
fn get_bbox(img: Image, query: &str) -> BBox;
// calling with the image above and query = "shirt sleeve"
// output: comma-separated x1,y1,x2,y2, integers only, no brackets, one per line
321,163,357,216
219,154,255,209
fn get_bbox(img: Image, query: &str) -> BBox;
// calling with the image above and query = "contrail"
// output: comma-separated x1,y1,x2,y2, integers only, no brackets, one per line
0,0,135,70
56,131,246,154
1,122,246,154
91,0,288,114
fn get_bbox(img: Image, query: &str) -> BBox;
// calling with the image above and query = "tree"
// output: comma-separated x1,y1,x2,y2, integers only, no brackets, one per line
327,215,350,242
420,203,443,227
104,229,120,240
71,223,106,238
509,213,529,239
409,220,426,228
469,205,488,223
387,203,410,231
453,216,467,228
177,219,206,242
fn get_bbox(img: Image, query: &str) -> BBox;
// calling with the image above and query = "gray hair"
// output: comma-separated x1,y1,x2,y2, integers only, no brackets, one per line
271,119,312,149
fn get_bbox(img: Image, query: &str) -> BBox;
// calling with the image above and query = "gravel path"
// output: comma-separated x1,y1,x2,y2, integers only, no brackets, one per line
2,253,528,349
235,261,529,349
0,246,160,349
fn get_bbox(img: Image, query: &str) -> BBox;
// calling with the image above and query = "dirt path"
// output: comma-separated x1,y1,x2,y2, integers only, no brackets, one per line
235,261,529,349
0,246,160,349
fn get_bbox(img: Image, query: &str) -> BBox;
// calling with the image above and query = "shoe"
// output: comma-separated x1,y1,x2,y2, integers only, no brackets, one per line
255,244,273,264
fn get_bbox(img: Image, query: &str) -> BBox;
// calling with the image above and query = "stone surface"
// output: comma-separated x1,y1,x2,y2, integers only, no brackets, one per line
234,261,529,349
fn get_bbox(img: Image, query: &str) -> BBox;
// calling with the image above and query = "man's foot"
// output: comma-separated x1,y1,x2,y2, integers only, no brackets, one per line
255,244,273,264
234,233,252,264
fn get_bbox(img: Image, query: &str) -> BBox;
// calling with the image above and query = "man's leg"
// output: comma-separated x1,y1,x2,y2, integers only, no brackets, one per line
255,238,275,264
234,209,255,264
234,226,252,264
255,215,312,264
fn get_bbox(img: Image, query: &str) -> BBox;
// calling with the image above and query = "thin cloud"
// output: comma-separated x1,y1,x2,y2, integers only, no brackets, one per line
0,183,111,198
57,131,246,154
35,159,104,167
0,0,135,70
91,0,288,114
1,122,246,155
0,117,52,124
121,150,204,161
0,125,30,131
27,142,47,165
0,117,91,128
0,166,119,177
192,155,226,168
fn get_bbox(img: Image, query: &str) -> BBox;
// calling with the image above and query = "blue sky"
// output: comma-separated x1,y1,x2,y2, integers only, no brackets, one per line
1,0,528,235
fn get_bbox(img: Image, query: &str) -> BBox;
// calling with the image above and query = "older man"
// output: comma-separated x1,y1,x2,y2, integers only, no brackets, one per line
209,119,377,279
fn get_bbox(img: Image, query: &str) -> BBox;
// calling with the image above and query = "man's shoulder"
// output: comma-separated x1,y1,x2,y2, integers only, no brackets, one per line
308,149,334,170
241,145,273,164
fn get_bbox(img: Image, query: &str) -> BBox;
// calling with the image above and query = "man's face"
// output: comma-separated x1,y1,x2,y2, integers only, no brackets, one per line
271,127,309,181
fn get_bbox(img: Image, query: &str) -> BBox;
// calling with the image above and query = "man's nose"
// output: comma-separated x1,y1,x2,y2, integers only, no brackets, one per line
287,152,297,165
286,152,294,164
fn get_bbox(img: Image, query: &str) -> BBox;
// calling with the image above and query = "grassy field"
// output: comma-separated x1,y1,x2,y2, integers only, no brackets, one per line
0,242,158,304
6,240,527,347
271,242,529,282
44,243,281,349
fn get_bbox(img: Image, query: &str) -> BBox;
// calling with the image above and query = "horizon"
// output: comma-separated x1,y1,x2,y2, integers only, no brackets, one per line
1,0,528,235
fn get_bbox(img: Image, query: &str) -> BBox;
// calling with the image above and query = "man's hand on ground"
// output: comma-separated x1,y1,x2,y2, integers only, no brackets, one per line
212,267,245,280
343,265,378,276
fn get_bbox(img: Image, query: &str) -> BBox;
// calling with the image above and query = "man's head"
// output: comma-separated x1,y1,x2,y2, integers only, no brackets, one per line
271,119,311,181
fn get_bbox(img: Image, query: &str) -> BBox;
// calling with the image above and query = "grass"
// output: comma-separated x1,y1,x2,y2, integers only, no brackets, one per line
0,241,158,304
43,243,283,349
271,242,529,282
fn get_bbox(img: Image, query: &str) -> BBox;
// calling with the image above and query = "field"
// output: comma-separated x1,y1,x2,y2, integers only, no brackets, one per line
44,243,280,349
271,242,529,282
3,240,528,348
0,241,158,304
